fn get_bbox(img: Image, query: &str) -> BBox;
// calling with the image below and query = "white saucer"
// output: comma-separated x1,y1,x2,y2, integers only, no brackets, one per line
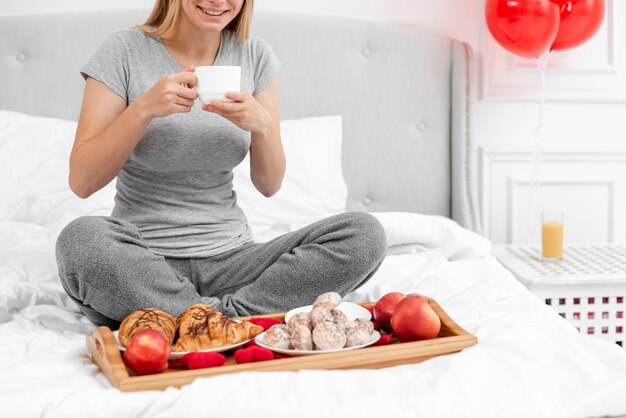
284,301,372,323
255,330,381,356
113,331,252,360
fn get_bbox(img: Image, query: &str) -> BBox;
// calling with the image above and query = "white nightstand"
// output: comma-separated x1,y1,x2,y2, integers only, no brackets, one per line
492,244,626,348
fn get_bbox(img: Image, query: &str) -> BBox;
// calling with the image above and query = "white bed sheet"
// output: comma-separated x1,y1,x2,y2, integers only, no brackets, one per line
2,214,626,418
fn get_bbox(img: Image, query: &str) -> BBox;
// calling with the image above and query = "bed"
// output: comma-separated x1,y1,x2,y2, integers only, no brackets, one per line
2,9,626,418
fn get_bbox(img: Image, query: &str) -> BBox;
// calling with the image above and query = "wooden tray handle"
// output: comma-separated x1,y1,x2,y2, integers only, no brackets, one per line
86,326,129,387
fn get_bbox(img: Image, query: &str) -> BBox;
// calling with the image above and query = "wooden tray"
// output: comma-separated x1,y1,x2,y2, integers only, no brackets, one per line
86,299,477,392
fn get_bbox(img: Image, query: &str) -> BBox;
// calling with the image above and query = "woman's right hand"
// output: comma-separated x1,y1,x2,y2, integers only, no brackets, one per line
69,66,198,198
134,65,198,119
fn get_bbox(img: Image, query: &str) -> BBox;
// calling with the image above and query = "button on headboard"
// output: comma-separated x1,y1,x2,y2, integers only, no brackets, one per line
0,10,476,228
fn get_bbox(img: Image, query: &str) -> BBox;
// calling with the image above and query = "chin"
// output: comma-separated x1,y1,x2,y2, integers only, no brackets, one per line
196,22,228,33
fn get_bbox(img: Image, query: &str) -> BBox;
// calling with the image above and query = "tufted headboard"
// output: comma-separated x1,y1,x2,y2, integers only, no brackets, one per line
0,10,478,231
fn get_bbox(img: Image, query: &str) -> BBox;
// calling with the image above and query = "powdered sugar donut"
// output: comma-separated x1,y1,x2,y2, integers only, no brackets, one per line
345,327,371,347
312,321,347,350
354,318,374,335
287,312,312,332
263,324,291,349
338,319,357,334
331,308,348,323
290,324,313,351
310,306,333,327
313,292,342,310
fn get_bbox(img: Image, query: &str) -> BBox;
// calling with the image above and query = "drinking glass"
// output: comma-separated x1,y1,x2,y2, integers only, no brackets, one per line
541,212,564,259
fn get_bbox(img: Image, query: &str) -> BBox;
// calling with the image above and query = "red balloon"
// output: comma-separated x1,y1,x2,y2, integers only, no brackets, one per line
550,0,605,51
485,0,560,58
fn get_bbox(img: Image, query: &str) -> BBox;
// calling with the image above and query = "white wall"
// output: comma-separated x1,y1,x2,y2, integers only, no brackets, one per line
477,1,626,245
0,0,153,15
2,0,623,245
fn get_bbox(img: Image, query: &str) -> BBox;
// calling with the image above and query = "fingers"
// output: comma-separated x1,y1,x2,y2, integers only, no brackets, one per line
176,71,198,89
171,103,194,114
224,91,250,102
174,97,195,108
203,106,237,122
176,84,198,100
202,102,217,113
165,70,197,100
206,100,242,112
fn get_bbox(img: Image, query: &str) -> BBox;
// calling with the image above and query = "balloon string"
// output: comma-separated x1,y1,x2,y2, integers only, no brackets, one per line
527,53,549,246
562,1,573,13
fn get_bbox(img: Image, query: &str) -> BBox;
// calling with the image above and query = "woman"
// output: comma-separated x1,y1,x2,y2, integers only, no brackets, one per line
55,0,387,328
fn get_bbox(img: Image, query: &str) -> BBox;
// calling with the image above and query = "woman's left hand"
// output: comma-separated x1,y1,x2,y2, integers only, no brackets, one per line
202,91,271,136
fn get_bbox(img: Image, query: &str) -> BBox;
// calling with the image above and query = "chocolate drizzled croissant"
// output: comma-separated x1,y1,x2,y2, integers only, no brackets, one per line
173,303,263,352
118,308,177,347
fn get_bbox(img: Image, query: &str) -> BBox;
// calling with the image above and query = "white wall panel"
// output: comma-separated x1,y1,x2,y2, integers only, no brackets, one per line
508,179,613,244
481,149,626,245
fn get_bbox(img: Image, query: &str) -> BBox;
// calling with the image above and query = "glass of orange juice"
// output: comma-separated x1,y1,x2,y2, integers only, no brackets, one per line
541,212,564,259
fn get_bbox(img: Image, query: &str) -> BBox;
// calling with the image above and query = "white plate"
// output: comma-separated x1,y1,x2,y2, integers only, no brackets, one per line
113,331,252,360
255,330,381,356
284,301,371,323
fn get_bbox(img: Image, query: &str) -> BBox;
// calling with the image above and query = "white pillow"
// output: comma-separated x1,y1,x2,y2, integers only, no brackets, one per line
0,111,116,230
0,111,347,231
371,212,492,260
233,115,348,227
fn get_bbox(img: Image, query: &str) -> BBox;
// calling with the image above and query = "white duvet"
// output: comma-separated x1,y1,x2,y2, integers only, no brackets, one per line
2,213,626,418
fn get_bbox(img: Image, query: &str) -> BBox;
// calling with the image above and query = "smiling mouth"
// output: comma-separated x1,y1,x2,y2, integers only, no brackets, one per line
198,6,228,17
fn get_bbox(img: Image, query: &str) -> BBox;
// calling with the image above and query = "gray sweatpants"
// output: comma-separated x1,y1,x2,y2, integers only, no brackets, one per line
55,212,387,328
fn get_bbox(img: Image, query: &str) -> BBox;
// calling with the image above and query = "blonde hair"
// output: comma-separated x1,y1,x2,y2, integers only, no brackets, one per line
138,0,253,42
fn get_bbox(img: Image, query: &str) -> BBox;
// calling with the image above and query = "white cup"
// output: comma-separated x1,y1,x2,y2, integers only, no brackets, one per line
194,65,241,103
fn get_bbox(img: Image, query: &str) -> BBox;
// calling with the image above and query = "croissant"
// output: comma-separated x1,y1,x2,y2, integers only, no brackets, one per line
173,304,263,352
118,308,177,347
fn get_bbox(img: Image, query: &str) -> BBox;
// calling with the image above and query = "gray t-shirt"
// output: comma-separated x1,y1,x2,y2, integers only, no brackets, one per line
81,28,281,258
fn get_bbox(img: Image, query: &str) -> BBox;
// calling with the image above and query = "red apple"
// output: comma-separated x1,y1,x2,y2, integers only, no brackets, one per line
123,329,171,374
390,295,441,342
373,292,406,332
